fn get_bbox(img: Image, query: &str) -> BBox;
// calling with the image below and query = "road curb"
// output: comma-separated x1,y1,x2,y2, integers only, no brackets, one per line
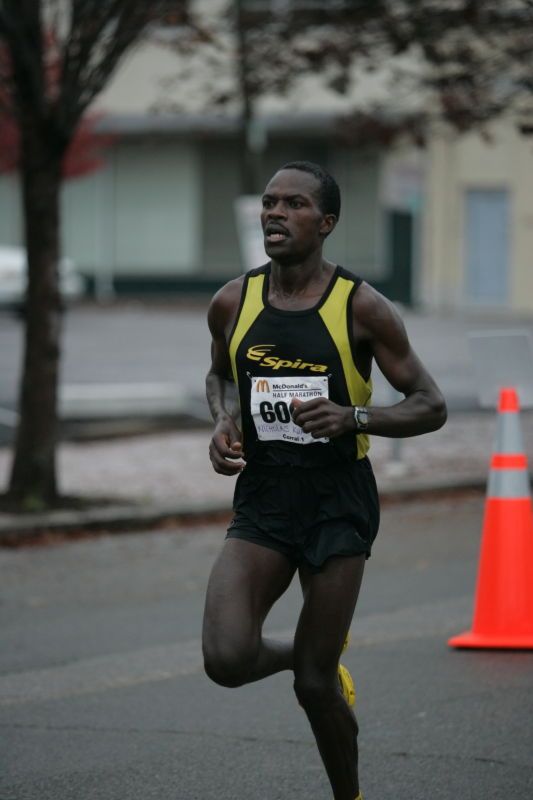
0,476,492,545
0,498,233,544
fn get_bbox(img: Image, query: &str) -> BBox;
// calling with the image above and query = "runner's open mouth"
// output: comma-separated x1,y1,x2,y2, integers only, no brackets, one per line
266,232,288,242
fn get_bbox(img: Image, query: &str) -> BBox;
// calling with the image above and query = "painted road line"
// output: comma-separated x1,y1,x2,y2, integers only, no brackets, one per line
0,596,471,707
58,382,192,417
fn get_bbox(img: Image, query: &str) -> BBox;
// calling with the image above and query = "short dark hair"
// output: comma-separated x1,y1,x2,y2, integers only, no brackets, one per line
280,160,341,220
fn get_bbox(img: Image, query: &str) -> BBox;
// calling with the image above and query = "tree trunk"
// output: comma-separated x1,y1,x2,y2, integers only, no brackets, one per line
235,0,258,194
8,121,63,508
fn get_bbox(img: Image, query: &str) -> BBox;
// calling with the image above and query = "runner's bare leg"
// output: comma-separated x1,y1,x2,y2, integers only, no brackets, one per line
294,555,366,800
202,538,296,686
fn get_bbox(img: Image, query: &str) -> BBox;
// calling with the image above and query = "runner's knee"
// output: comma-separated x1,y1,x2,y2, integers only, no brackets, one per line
293,672,339,711
203,641,256,688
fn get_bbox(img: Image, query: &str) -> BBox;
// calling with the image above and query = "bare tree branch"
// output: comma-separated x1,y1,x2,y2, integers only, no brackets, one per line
57,1,187,135
57,0,127,133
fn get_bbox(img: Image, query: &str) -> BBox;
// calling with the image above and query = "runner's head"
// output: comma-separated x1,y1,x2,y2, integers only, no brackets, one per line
261,162,340,264
280,161,341,222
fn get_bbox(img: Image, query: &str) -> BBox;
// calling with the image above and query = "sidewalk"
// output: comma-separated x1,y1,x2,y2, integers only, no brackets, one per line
2,410,532,538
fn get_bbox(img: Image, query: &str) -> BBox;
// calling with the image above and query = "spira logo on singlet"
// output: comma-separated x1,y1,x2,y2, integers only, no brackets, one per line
246,344,328,373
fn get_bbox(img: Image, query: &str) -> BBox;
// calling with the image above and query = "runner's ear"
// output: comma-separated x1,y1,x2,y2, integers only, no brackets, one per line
320,213,337,238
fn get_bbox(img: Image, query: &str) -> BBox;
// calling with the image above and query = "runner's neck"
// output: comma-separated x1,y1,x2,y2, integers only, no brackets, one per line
268,259,335,306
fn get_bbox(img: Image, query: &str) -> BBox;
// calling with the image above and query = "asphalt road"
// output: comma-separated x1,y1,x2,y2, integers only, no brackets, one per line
1,494,532,799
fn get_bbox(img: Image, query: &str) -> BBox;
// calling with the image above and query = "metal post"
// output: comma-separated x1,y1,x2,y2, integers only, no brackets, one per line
384,302,408,478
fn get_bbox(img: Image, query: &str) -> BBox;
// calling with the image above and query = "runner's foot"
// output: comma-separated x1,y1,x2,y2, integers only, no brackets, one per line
338,663,356,707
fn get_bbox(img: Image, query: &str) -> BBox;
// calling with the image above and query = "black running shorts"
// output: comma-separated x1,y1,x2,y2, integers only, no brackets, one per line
226,457,380,572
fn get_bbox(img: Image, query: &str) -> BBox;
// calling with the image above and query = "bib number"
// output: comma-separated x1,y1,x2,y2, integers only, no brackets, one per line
250,375,329,445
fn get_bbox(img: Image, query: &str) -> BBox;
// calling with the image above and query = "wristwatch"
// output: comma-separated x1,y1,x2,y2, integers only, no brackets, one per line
352,406,370,431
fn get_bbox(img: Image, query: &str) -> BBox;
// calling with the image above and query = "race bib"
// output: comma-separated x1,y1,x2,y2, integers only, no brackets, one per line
250,375,329,445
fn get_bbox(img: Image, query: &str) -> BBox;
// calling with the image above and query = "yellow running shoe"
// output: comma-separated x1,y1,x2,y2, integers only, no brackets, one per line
338,663,356,707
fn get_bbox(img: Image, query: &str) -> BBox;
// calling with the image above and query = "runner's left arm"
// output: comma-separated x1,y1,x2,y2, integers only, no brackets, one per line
291,285,447,440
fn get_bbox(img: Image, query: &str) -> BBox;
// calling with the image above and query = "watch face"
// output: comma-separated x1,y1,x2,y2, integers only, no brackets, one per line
355,407,368,428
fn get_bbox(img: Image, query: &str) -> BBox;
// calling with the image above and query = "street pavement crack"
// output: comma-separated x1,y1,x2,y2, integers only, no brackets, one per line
0,720,313,747
388,749,514,768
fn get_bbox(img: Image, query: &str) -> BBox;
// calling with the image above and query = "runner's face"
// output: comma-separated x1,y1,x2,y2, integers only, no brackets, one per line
261,170,336,263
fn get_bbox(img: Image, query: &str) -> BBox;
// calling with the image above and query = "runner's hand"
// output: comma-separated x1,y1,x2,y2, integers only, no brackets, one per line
291,397,355,439
209,418,246,475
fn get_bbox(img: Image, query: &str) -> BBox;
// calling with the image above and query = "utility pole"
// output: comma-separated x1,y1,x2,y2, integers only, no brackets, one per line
234,0,265,194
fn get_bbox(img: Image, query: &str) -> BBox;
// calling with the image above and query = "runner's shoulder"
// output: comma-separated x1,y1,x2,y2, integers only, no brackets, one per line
352,280,402,334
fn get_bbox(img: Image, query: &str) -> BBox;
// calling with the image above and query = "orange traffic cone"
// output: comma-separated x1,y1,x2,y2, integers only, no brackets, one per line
448,387,533,649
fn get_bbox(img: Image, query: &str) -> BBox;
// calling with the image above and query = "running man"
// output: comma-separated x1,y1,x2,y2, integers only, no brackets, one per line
203,161,447,800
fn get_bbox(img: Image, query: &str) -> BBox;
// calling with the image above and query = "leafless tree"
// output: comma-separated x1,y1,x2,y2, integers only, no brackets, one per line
0,0,189,509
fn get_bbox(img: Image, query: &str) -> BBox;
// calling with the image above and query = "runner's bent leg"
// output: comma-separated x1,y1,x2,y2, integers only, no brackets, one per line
202,538,296,687
294,554,366,800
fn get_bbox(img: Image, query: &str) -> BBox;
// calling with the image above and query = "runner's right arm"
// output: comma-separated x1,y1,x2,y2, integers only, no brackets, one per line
206,280,246,475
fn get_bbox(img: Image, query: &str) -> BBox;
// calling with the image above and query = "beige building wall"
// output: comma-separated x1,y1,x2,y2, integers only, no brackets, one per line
423,123,533,313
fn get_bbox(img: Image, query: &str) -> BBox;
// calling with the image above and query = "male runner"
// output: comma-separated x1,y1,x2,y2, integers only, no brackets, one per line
203,161,447,800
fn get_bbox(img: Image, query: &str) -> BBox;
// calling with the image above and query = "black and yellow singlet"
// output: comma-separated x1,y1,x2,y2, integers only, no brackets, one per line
228,263,372,468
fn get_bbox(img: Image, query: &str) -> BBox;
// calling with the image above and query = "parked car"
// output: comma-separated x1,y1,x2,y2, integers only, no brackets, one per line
0,245,86,309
